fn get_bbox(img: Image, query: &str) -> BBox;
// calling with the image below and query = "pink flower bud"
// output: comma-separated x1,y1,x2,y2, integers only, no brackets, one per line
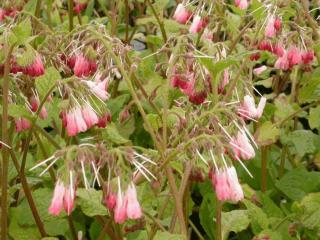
74,54,97,77
238,95,266,120
287,46,302,67
189,91,207,105
173,4,192,24
105,193,117,211
302,50,314,64
66,110,78,136
24,55,45,77
265,16,277,38
97,112,111,128
273,18,281,31
235,0,249,10
253,65,267,75
126,183,142,219
73,3,87,14
274,53,290,70
48,180,65,216
30,95,48,119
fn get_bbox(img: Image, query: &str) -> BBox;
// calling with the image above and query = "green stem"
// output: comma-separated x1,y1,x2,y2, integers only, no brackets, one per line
9,150,47,237
35,0,42,18
261,146,268,193
215,200,222,240
68,0,74,31
124,0,129,44
1,41,15,240
279,146,287,178
145,0,168,43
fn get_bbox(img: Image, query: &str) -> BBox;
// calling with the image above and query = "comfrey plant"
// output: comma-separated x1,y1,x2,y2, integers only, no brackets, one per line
1,0,319,239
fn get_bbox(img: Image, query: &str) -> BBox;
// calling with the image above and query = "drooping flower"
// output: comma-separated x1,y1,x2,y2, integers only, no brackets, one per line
73,54,97,77
173,3,192,24
65,107,88,136
287,46,302,67
235,0,249,10
265,16,277,38
15,118,31,132
218,69,230,93
202,28,214,41
226,167,244,202
215,170,231,201
301,50,314,65
18,55,45,77
81,103,99,128
189,91,207,105
273,18,282,31
189,15,208,34
48,180,65,216
105,192,117,211
274,52,290,70
84,78,109,101
231,131,255,160
64,186,76,215
114,191,128,224
30,95,48,119
73,1,87,14
126,183,142,219
238,95,266,120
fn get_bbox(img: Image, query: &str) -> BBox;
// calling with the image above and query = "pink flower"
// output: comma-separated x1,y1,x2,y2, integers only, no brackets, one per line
81,104,99,128
173,4,192,24
0,8,5,21
66,111,78,136
231,131,255,160
253,65,267,75
272,43,285,57
74,107,88,133
30,95,48,119
73,54,97,77
105,193,117,211
114,191,128,224
274,18,281,31
189,15,208,34
15,118,31,132
227,167,244,202
287,46,302,67
238,95,266,120
302,50,314,64
258,40,273,52
126,183,142,219
48,180,65,216
215,170,231,201
63,186,75,215
24,55,45,77
189,91,207,105
235,0,249,9
275,53,290,70
73,2,87,14
84,79,109,101
265,16,277,38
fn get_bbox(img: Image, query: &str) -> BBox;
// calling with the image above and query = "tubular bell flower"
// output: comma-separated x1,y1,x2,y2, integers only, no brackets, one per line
238,95,266,120
84,79,109,101
15,118,31,132
301,50,314,65
48,180,65,216
227,167,244,201
73,54,97,77
287,46,302,67
173,3,192,24
265,16,277,38
65,107,88,136
189,15,208,34
274,52,289,70
126,183,142,219
81,103,99,128
253,65,267,75
114,191,128,224
215,170,231,201
97,112,111,128
105,192,117,211
231,131,255,160
64,186,76,215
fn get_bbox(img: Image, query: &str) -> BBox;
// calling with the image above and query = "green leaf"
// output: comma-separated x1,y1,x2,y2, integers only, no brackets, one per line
7,104,32,119
102,122,130,144
298,193,320,229
282,130,318,157
77,188,108,217
221,210,250,239
308,106,320,129
153,231,184,240
276,168,320,201
12,18,32,45
146,114,162,131
107,94,130,119
299,68,320,104
35,67,60,99
243,200,269,231
255,121,280,146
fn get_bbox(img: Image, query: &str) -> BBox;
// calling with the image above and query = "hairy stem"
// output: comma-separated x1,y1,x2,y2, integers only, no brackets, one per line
261,146,268,193
215,200,222,240
1,40,15,240
68,0,74,31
